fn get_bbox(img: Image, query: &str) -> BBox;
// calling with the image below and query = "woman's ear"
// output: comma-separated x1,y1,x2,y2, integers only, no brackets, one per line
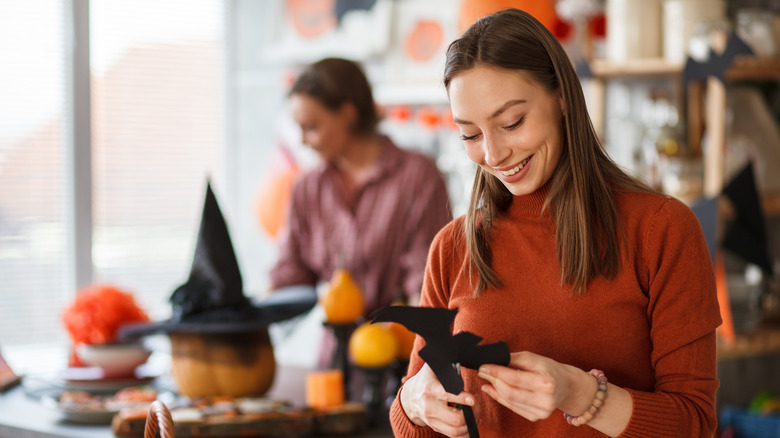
339,102,359,130
559,96,566,117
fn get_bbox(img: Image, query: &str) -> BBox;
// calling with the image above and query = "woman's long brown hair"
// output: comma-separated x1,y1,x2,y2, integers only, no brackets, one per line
444,8,654,295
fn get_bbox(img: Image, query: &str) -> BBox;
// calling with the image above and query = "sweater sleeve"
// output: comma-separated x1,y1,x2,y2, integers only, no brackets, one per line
619,198,722,437
389,220,462,437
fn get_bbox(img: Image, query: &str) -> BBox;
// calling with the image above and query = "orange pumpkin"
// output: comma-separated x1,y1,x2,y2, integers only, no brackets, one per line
388,322,416,360
321,268,365,324
348,322,398,368
169,330,276,398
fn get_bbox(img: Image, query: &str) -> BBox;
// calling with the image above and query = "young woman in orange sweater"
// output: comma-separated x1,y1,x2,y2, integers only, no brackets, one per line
390,8,721,438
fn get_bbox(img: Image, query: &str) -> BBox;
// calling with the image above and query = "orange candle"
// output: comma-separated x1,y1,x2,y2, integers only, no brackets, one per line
306,369,345,409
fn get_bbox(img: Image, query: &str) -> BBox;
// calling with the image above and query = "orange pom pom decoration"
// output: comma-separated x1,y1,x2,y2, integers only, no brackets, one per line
62,284,150,345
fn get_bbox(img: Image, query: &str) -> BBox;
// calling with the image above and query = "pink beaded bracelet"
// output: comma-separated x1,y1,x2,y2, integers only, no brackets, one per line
563,369,607,427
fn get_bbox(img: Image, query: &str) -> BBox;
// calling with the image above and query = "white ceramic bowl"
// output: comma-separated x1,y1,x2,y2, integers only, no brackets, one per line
76,343,151,378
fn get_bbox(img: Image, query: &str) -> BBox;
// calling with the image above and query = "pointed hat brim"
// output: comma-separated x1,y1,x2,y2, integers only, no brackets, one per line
118,284,317,339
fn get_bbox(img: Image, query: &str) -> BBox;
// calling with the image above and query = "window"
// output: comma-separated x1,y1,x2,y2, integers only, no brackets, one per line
0,0,225,351
0,1,69,346
90,0,224,319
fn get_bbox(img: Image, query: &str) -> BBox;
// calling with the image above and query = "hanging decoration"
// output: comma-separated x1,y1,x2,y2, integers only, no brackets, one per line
256,144,300,240
458,0,559,34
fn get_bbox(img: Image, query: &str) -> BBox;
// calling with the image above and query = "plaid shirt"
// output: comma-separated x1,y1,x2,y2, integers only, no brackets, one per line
270,136,452,312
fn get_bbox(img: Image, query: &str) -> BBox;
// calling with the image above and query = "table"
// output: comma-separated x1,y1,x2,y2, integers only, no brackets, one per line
0,365,394,438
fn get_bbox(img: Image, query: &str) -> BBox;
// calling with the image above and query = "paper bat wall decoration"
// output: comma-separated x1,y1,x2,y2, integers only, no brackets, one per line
371,306,510,438
683,32,754,86
722,162,774,277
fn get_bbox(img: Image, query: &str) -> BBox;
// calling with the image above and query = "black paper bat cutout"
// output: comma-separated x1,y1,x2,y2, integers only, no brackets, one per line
371,306,510,438
683,32,753,86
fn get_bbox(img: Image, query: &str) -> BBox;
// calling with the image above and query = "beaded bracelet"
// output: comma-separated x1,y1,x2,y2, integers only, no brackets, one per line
563,369,608,427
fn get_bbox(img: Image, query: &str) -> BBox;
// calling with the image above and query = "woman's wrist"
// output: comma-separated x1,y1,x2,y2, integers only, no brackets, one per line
564,370,608,426
560,366,598,416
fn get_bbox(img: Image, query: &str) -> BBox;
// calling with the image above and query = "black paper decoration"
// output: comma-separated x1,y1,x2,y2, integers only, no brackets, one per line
371,306,510,438
722,163,774,277
683,32,754,86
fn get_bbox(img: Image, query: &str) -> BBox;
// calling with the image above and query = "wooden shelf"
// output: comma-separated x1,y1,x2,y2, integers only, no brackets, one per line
590,58,683,78
726,56,780,81
590,56,780,81
718,323,780,360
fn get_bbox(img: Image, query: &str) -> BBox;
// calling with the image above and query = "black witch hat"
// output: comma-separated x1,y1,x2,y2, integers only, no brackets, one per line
119,181,315,339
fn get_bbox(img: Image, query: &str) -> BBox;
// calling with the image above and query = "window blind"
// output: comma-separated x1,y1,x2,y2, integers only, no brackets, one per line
0,0,224,349
0,1,70,346
90,0,224,321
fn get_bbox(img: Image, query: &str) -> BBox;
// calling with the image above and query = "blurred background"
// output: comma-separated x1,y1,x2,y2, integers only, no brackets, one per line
1,0,779,387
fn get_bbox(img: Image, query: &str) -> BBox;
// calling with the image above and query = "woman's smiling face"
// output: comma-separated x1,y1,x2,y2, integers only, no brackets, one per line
448,65,564,196
289,93,353,161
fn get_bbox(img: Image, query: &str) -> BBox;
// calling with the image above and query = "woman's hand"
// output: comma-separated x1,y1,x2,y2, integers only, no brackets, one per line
399,363,476,438
478,351,595,422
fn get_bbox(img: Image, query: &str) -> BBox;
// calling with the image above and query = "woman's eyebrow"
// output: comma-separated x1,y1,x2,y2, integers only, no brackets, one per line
489,99,526,119
453,99,527,125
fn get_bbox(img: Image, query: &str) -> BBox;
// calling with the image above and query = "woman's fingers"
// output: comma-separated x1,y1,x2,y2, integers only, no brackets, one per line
422,384,476,436
481,382,554,421
480,367,557,405
424,406,470,438
477,351,565,422
401,363,476,437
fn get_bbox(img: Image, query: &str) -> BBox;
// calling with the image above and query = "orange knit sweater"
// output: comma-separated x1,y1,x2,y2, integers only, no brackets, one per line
390,185,721,437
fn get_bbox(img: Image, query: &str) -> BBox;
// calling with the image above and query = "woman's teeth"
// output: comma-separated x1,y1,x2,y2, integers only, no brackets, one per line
500,156,532,176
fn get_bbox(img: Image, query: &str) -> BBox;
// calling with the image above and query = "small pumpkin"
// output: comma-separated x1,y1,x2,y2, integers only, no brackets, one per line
169,329,276,398
321,268,364,324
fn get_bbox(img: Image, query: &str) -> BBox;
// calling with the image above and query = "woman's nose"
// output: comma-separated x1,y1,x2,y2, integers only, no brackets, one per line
483,134,510,168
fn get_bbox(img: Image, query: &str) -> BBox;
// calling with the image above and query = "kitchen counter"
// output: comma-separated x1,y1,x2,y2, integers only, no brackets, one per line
0,365,395,438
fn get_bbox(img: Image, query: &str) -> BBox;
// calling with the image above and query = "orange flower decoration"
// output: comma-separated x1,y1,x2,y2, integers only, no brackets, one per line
62,284,150,345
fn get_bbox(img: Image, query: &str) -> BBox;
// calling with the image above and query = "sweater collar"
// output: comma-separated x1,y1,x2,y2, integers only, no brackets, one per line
506,180,551,218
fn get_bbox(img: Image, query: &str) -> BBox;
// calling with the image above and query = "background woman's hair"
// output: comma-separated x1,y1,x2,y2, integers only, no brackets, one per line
290,57,379,135
444,8,653,295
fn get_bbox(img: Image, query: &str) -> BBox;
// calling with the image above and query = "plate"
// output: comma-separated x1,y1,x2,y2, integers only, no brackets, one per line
57,366,156,392
41,393,119,424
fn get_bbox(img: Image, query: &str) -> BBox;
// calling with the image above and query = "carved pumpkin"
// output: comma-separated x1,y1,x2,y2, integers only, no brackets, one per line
169,330,276,398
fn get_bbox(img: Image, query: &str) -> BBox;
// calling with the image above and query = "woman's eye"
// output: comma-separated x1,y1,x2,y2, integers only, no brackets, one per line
460,133,481,141
503,116,525,130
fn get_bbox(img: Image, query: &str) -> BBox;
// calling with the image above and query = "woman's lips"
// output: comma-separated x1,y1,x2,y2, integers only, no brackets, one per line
497,155,533,182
